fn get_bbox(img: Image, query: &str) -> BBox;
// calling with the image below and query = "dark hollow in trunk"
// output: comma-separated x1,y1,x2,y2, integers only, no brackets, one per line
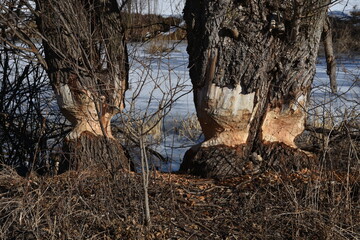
181,0,330,178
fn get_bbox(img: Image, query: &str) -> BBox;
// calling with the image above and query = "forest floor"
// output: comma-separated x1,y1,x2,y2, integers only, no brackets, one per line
1,117,360,239
1,155,359,240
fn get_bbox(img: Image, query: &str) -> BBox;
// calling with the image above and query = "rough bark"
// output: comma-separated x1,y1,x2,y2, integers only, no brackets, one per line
322,16,337,93
36,0,130,171
181,0,330,178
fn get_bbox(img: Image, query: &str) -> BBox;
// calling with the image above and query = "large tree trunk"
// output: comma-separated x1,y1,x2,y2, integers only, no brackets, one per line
36,0,129,171
181,0,331,178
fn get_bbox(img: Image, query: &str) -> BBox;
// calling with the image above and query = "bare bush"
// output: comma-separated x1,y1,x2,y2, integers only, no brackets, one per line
331,9,360,54
0,2,69,175
0,1,359,239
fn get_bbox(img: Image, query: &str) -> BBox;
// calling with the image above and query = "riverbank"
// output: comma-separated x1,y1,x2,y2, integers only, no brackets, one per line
1,158,359,239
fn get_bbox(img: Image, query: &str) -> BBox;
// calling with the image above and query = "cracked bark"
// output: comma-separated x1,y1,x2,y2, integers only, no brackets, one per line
36,0,129,172
181,0,331,178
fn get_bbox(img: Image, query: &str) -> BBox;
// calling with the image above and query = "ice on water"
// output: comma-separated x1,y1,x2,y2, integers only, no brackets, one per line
125,41,360,172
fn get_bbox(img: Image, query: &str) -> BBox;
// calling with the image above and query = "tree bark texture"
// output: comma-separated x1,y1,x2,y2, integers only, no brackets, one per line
36,0,129,171
181,0,330,177
322,16,337,93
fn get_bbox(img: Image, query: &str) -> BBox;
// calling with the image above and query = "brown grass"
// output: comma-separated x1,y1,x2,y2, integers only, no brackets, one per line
145,42,173,55
123,13,184,42
1,98,359,239
331,15,360,54
174,114,202,142
1,144,359,240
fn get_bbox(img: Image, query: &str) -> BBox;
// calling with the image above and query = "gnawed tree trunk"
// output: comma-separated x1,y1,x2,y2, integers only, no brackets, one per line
181,0,331,178
36,0,130,171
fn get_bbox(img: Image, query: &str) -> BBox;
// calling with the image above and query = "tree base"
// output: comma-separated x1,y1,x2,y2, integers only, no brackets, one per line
58,132,130,174
180,143,316,178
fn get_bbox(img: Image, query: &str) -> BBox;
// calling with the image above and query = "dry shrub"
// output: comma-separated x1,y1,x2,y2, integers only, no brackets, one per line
2,110,360,239
123,13,183,42
331,13,360,54
1,165,359,239
334,26,360,54
176,114,202,142
0,167,147,240
145,42,173,55
152,28,187,42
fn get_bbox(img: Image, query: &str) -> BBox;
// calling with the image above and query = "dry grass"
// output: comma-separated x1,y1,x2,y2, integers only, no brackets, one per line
172,113,202,143
1,7,359,240
1,115,360,240
331,14,360,54
124,13,183,42
145,42,174,55
0,167,147,240
1,70,358,240
0,163,359,239
152,28,186,42
2,107,357,239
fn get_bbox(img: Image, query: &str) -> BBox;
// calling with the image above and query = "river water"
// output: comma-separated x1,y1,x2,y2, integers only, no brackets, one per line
125,41,360,171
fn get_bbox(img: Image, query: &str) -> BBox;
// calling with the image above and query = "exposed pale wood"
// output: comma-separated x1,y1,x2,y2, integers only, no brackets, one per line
36,0,129,170
182,0,331,177
261,95,307,148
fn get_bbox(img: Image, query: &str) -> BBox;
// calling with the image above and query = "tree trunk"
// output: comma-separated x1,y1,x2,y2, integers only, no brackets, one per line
36,0,130,171
322,16,337,93
181,0,330,178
